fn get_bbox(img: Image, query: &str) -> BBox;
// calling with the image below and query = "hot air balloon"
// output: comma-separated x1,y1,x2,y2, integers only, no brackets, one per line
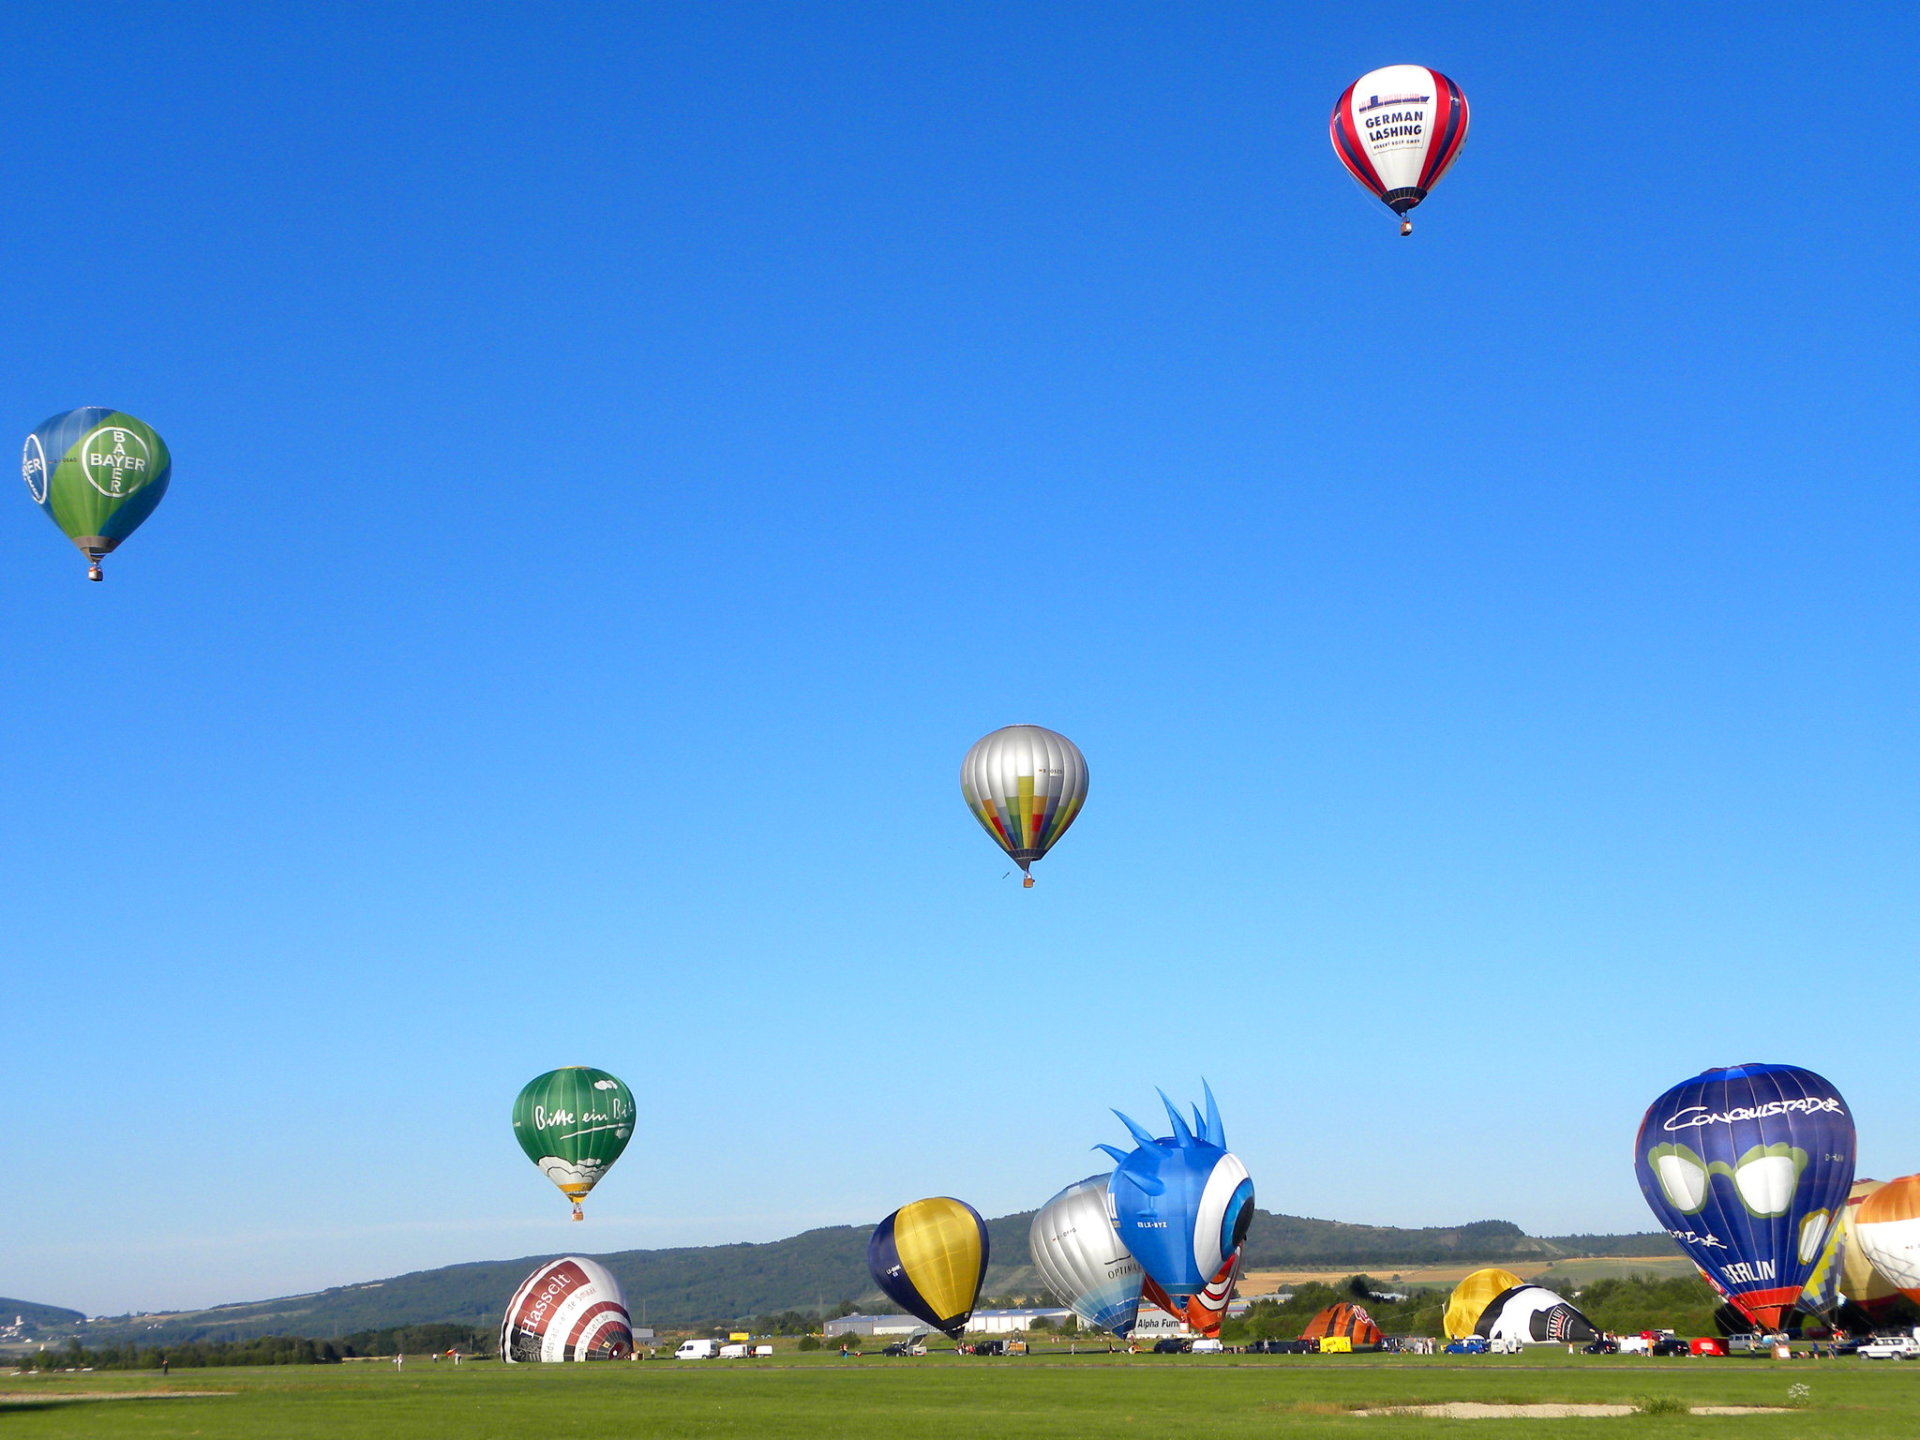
21,408,171,581
1443,1267,1523,1340
1800,1179,1913,1324
959,725,1087,887
1330,65,1469,236
1099,1084,1253,1299
1302,1301,1383,1348
1851,1174,1920,1306
1635,1063,1856,1330
1180,1251,1242,1338
869,1197,989,1340
500,1255,634,1361
1030,1175,1145,1336
512,1068,636,1220
1474,1285,1599,1345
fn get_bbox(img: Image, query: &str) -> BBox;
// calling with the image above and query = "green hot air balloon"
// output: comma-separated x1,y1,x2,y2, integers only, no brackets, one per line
22,408,171,581
512,1067,635,1220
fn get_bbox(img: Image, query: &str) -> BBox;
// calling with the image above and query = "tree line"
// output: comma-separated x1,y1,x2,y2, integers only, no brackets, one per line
11,1323,495,1371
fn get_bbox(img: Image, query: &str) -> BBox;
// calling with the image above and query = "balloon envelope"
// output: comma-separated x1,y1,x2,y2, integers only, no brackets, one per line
1029,1175,1144,1336
1302,1302,1382,1346
1802,1179,1912,1323
869,1197,988,1340
1474,1285,1599,1345
22,408,171,574
1099,1085,1253,1299
1635,1063,1856,1329
1444,1267,1523,1339
1852,1174,1920,1304
512,1067,636,1217
959,725,1088,877
500,1255,633,1361
1329,65,1470,220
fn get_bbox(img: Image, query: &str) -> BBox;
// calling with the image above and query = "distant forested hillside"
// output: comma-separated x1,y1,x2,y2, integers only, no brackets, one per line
74,1208,1674,1345
0,1297,86,1331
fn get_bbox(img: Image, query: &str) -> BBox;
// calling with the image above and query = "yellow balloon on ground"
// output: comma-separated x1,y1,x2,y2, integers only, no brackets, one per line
867,1197,989,1340
1444,1267,1524,1340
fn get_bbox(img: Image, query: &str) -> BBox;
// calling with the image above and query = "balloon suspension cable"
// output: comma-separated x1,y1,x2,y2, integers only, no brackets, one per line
572,1203,584,1222
1400,220,1413,237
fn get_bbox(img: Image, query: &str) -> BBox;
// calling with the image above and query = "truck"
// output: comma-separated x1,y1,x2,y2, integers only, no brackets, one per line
674,1339,721,1360
1857,1335,1920,1360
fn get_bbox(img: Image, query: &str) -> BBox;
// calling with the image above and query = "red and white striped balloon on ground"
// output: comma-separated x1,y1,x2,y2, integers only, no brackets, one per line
1330,65,1470,235
500,1256,634,1362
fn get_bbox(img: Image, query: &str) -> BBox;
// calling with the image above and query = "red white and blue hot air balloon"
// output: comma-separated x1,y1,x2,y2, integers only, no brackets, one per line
1330,65,1470,236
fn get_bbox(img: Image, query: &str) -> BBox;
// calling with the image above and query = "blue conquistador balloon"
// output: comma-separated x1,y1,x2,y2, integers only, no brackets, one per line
1635,1063,1855,1329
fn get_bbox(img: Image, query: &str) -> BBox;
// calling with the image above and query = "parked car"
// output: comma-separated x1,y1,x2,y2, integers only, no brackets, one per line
1190,1339,1224,1354
1858,1335,1920,1360
1649,1338,1692,1357
1247,1339,1316,1355
879,1340,927,1357
1582,1340,1619,1355
1151,1338,1190,1354
1442,1337,1488,1355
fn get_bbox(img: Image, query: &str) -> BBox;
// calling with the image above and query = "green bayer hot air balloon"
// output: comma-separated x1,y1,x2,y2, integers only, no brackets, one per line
21,408,171,581
512,1068,635,1220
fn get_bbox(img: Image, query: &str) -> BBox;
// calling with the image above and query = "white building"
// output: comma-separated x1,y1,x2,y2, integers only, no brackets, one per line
966,1307,1074,1334
823,1314,927,1338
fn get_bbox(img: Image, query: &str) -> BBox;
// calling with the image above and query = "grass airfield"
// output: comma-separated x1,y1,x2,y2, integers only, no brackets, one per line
4,1351,1916,1440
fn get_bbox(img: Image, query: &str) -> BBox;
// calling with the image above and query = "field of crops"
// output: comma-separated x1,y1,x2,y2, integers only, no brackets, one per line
4,1350,1916,1440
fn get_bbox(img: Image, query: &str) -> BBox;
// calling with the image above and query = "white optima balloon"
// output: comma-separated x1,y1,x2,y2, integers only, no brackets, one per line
1030,1174,1143,1336
959,725,1088,886
500,1255,634,1362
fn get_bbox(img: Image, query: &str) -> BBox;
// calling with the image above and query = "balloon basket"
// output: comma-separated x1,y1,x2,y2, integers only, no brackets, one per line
1400,220,1413,237
87,564,103,582
572,1204,584,1222
1021,876,1034,888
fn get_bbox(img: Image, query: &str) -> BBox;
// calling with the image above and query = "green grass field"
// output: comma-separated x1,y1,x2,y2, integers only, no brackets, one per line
4,1350,1914,1439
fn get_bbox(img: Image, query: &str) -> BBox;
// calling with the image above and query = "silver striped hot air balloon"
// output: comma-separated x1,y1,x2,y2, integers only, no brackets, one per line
959,725,1088,887
1029,1174,1144,1337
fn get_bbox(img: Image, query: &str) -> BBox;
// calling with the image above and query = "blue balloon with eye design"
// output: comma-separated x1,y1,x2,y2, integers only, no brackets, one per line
1635,1063,1855,1330
1097,1082,1253,1299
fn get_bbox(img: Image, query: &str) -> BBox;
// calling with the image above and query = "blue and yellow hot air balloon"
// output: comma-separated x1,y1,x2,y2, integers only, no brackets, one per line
867,1197,989,1340
21,408,171,581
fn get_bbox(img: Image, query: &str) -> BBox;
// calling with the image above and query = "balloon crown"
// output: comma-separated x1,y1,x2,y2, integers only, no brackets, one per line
1096,1081,1229,1181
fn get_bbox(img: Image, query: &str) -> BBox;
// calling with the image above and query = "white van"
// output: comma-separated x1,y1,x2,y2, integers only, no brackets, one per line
1190,1339,1224,1354
719,1343,749,1358
675,1339,721,1360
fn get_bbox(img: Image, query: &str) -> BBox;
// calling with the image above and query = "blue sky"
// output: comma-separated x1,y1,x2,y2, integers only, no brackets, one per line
4,2,1918,1315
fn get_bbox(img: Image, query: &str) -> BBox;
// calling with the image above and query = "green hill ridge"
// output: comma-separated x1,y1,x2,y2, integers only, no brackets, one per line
54,1209,1673,1346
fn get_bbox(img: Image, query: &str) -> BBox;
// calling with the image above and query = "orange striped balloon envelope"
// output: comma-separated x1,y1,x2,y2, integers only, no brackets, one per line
1302,1302,1382,1346
1852,1174,1920,1304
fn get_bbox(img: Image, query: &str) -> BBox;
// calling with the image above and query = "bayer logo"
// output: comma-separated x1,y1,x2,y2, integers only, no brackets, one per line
21,434,48,503
80,424,154,498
